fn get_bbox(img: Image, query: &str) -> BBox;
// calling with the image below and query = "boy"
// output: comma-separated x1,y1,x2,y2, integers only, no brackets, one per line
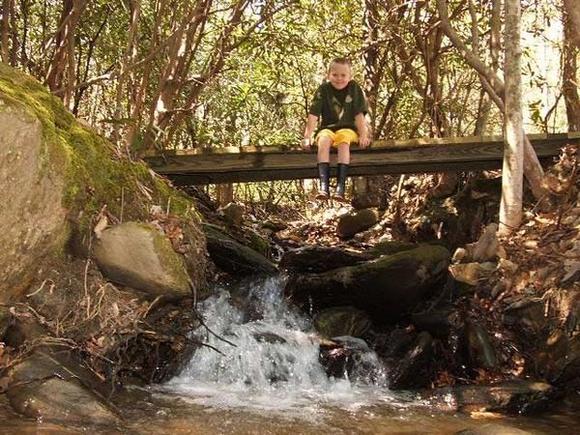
302,57,370,201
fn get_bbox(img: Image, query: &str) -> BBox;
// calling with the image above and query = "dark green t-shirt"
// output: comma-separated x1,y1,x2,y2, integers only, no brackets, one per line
309,81,368,133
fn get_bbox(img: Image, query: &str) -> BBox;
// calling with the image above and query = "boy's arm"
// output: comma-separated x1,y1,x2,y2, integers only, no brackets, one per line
302,114,319,149
355,113,370,148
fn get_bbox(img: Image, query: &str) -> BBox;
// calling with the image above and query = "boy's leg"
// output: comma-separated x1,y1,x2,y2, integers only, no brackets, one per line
315,131,334,198
317,162,330,199
335,161,349,200
333,129,357,201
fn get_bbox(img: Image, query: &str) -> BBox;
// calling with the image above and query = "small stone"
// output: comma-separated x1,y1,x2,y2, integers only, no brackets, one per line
452,248,467,263
499,259,518,274
450,263,490,286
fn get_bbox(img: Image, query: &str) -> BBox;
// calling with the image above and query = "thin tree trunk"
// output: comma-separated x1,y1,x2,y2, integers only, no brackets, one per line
563,3,580,131
499,0,524,235
45,0,86,103
1,0,13,63
353,0,382,208
125,0,170,149
363,0,380,131
112,0,141,148
20,0,30,70
563,0,580,49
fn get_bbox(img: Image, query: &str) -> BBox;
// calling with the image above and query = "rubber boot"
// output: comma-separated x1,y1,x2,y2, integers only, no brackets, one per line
316,162,330,199
334,163,349,202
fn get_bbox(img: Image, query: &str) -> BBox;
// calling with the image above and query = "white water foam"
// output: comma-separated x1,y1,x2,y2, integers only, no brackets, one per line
160,277,417,415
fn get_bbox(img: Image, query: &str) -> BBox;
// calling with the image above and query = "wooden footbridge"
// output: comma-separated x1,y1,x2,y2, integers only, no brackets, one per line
144,133,579,185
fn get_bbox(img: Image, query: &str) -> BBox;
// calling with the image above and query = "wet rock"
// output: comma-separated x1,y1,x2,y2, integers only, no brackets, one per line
94,222,191,299
536,329,580,387
412,306,459,339
424,381,556,414
375,327,416,358
388,331,435,389
203,223,277,276
314,306,371,339
285,244,450,323
319,336,381,382
455,423,533,435
7,352,120,425
337,208,379,239
503,298,547,333
464,321,498,370
280,246,369,273
252,331,287,345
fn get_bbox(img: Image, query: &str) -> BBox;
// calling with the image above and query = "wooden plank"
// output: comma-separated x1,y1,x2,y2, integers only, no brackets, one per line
144,135,579,185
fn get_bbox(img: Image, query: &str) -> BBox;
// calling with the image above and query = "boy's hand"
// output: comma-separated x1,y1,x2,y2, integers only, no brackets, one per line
301,138,311,150
358,133,371,149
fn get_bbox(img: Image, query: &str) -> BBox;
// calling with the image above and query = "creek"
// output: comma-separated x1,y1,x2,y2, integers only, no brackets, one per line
1,277,579,434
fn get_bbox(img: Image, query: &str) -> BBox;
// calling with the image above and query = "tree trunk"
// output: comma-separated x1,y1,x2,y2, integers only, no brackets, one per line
499,0,524,235
216,183,234,206
1,0,13,64
563,0,580,49
563,3,580,131
353,0,382,208
112,0,141,148
45,0,86,104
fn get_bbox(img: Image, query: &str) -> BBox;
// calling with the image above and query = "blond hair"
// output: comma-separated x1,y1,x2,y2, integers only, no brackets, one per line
328,57,352,71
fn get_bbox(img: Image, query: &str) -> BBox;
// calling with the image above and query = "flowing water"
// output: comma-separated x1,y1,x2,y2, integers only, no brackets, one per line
1,277,579,434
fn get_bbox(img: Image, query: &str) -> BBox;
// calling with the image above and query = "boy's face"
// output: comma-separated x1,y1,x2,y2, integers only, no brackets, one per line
327,62,352,90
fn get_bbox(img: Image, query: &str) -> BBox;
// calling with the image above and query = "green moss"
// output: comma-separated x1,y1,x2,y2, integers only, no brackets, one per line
247,231,270,257
362,244,450,275
149,224,190,288
369,241,417,257
0,64,200,250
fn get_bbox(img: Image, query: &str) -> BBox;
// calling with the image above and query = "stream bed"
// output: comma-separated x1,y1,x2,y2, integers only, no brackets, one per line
1,277,579,434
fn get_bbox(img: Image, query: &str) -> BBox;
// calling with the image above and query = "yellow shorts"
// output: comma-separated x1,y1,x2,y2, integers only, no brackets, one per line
316,128,359,147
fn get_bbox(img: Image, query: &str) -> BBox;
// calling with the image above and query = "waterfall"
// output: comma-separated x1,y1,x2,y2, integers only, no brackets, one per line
163,277,395,412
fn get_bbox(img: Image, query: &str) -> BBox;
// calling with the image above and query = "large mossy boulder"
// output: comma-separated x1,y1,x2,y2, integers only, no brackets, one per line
285,244,450,323
0,63,207,305
0,73,69,302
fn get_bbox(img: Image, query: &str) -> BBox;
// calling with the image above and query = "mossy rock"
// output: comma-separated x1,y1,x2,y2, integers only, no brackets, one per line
286,244,451,323
368,241,417,258
337,208,379,239
314,306,372,338
93,222,191,298
0,63,207,303
203,223,277,276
